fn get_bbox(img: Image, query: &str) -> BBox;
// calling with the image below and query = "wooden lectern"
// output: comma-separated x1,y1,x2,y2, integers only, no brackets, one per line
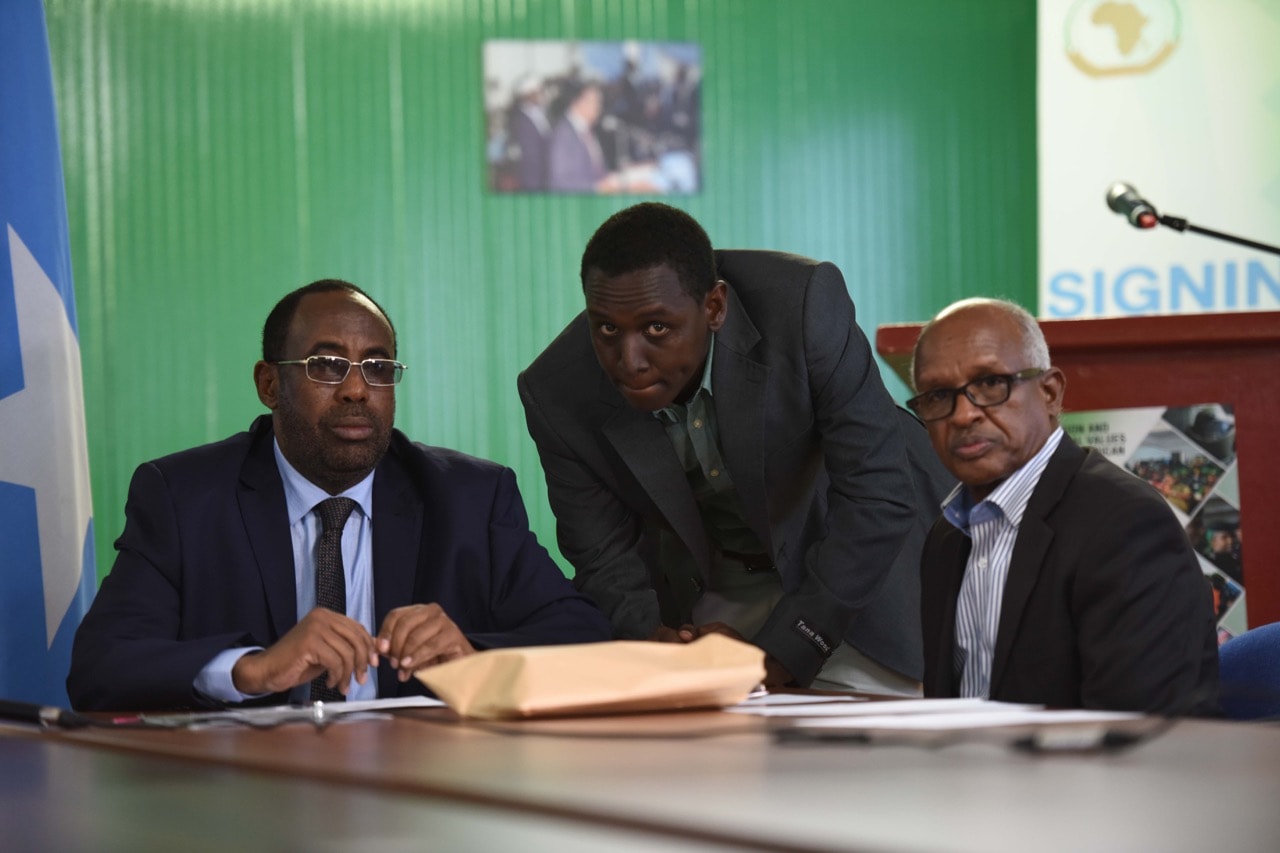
876,310,1280,628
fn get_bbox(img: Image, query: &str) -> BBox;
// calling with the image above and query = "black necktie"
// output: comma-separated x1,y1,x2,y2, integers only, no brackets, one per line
310,497,357,702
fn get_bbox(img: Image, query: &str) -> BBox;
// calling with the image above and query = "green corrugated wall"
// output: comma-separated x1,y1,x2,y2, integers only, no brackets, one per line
43,0,1037,580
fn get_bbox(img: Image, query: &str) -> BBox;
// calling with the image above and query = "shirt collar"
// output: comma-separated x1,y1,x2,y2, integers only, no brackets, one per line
654,334,715,423
566,111,591,136
941,427,1065,533
273,439,375,525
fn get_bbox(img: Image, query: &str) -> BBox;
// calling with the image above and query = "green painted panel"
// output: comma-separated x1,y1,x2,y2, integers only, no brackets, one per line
44,0,1037,581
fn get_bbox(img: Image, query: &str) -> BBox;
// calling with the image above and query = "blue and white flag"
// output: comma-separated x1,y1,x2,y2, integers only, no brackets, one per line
1,0,96,706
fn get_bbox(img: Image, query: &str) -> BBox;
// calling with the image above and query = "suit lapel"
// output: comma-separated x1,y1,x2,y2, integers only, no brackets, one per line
988,437,1083,694
934,523,971,696
236,418,297,641
712,293,772,549
602,387,711,570
371,444,424,697
371,450,423,630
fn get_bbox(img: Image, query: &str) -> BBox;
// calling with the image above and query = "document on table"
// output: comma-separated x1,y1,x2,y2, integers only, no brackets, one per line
732,694,1136,728
727,695,1040,718
724,692,869,716
787,704,1142,731
129,695,447,730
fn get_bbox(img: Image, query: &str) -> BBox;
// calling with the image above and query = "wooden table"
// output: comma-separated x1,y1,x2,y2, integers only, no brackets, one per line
5,709,1279,852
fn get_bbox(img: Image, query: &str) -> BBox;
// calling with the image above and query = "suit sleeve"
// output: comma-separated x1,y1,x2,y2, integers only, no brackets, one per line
1072,486,1218,714
464,465,615,649
66,463,258,711
752,262,918,685
518,373,662,639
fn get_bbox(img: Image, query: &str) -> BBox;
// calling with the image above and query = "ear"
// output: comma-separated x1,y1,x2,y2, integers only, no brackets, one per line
1040,366,1067,418
254,361,279,410
704,280,729,332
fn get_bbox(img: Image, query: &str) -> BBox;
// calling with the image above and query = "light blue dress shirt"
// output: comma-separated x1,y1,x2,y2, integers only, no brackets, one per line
194,440,377,703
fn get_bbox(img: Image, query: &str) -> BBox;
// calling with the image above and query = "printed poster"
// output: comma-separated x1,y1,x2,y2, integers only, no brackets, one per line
1060,402,1246,641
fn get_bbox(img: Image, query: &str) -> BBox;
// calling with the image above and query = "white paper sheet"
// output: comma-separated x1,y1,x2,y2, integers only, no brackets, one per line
134,694,446,730
789,707,1142,731
729,696,1036,718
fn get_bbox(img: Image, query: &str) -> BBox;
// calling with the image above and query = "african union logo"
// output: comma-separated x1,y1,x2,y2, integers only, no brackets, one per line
1065,0,1180,77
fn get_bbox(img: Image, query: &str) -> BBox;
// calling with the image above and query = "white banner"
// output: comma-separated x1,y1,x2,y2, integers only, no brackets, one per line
1038,0,1280,318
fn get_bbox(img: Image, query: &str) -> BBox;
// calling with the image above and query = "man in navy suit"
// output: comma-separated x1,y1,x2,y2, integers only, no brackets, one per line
68,280,610,711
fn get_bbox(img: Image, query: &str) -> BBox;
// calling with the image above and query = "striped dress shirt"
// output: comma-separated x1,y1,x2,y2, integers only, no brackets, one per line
942,427,1065,698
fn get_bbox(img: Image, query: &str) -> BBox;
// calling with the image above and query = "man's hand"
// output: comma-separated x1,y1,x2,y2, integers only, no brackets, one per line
692,622,746,642
762,655,796,689
232,608,378,696
649,622,749,643
648,624,697,643
377,604,476,682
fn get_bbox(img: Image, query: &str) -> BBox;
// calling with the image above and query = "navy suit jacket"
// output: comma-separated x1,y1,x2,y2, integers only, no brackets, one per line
921,434,1219,714
507,105,549,191
519,250,954,684
67,416,611,711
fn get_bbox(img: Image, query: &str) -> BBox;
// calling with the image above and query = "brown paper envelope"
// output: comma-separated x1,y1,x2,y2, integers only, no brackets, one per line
415,633,766,720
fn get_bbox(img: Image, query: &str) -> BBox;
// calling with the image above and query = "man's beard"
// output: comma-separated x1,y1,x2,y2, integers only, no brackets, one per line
276,404,392,493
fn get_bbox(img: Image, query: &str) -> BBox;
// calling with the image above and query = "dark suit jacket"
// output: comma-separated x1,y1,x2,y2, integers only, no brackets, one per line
518,250,954,684
547,117,605,192
67,416,611,711
507,104,549,191
921,434,1219,714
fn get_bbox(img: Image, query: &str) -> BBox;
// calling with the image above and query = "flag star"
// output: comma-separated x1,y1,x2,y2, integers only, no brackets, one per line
0,224,94,647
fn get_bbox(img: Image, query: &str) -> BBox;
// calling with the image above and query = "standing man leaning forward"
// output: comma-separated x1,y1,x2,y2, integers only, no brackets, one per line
519,203,953,692
909,297,1218,713
68,280,610,711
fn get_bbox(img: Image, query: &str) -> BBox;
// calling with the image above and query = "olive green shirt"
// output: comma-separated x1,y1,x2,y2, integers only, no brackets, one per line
654,337,765,555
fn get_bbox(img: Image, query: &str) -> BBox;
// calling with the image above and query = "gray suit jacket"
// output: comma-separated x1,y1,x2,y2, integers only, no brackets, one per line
921,434,1219,714
518,250,953,683
547,117,605,192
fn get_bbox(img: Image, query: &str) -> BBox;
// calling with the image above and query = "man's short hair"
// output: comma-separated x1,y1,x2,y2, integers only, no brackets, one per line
261,279,397,361
911,297,1050,388
580,202,717,301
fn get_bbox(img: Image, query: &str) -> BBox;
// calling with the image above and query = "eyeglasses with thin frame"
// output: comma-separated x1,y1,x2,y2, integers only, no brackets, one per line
272,355,407,387
906,368,1046,423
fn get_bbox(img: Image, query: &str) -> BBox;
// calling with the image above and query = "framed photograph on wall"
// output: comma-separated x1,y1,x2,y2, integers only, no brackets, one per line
483,39,701,195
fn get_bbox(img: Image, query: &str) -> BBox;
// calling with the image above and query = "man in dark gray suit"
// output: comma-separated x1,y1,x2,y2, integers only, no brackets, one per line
519,203,951,691
506,75,551,191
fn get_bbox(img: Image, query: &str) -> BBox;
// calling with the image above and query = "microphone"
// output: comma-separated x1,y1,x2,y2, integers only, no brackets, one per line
1106,182,1158,228
1104,184,1280,254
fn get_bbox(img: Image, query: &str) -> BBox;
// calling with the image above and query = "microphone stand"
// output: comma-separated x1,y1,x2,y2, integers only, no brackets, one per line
1155,211,1280,257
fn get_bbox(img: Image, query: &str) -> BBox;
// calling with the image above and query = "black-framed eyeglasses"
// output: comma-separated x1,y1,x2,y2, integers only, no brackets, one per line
906,368,1046,423
272,355,406,387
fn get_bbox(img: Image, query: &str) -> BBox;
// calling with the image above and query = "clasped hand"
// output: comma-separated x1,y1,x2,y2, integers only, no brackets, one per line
648,622,795,688
231,603,475,696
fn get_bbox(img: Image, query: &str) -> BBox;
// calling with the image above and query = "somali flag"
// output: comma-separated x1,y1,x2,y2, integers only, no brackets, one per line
1,0,96,706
